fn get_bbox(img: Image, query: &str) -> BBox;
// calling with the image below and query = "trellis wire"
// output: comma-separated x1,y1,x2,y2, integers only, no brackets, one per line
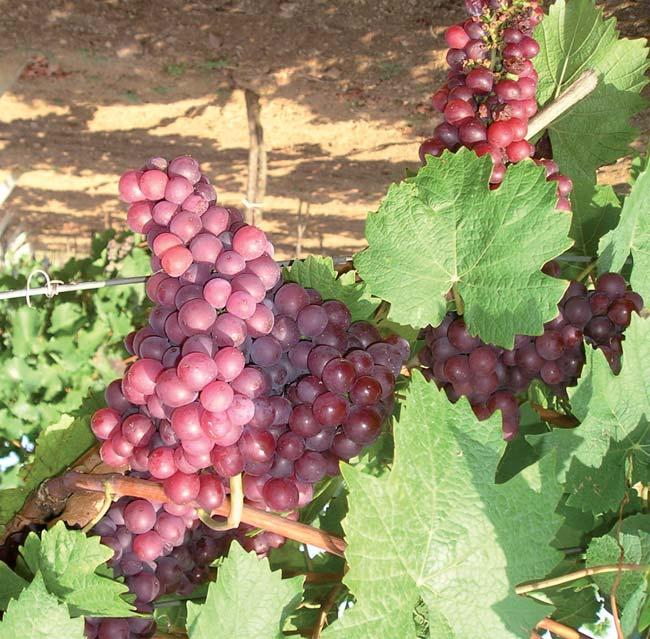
0,256,354,303
0,253,606,304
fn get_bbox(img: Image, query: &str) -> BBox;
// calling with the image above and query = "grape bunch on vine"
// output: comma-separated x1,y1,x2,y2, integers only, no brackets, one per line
0,1,648,639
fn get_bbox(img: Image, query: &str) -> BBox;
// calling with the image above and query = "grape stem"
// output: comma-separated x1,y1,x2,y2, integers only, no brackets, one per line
529,403,579,428
62,471,347,557
515,562,649,595
452,283,464,315
81,483,113,534
526,69,598,141
311,582,343,639
575,260,597,283
535,618,594,639
197,474,244,531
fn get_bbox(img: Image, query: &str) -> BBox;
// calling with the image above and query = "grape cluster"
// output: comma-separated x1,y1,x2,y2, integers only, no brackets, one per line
94,154,406,539
418,0,572,210
419,271,643,439
84,497,234,639
86,155,406,637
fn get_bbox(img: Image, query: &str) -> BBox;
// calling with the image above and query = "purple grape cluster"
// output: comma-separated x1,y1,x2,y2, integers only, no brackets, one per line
419,271,643,439
86,154,407,637
84,497,235,639
93,154,406,539
418,0,572,211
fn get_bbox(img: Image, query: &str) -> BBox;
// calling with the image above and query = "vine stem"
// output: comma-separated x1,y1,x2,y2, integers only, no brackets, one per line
63,472,347,557
610,489,631,639
515,562,649,595
311,583,343,639
575,260,597,283
536,618,594,639
452,283,464,315
526,69,598,140
81,483,113,534
529,403,579,428
198,474,244,531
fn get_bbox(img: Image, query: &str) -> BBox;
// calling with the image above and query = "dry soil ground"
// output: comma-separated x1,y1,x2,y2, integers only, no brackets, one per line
0,0,647,263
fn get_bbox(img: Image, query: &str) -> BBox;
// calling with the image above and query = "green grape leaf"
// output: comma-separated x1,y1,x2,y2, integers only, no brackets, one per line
0,561,28,610
20,521,136,617
549,315,650,478
323,372,564,638
599,161,650,301
9,306,44,357
570,182,621,257
547,584,600,630
0,572,85,639
354,150,572,347
586,514,650,609
563,420,650,515
48,303,85,335
20,393,101,490
534,0,649,190
639,587,650,630
186,544,304,639
621,583,648,638
0,487,30,537
552,494,597,550
283,256,380,322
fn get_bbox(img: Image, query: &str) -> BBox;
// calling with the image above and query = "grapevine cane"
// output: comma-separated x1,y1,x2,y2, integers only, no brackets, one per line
515,563,649,595
63,472,347,557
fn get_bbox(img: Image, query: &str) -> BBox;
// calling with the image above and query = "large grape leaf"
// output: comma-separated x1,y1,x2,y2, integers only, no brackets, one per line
599,162,650,302
186,543,303,639
534,0,649,254
569,182,621,258
8,305,45,358
283,255,380,322
0,487,29,535
20,521,136,618
0,572,84,639
586,515,650,610
563,420,650,516
354,149,572,347
0,562,28,610
549,315,650,478
323,372,564,639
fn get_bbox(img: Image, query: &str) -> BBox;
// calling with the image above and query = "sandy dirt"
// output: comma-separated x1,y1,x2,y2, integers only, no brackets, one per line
0,0,647,263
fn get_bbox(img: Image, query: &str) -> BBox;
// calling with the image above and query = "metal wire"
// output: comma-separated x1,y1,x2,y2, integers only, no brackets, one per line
0,256,355,302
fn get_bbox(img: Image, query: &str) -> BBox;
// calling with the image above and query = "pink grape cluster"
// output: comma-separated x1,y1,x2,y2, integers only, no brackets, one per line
418,0,572,210
90,153,406,553
419,271,643,438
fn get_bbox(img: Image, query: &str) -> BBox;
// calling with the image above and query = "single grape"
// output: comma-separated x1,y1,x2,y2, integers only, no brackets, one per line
321,358,357,394
91,408,121,440
295,451,327,483
164,472,201,505
197,474,225,511
148,447,177,480
239,428,275,463
585,316,615,342
313,392,349,427
343,406,382,445
263,478,299,511
211,445,244,477
289,404,321,437
445,24,470,49
132,530,165,563
535,330,564,361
